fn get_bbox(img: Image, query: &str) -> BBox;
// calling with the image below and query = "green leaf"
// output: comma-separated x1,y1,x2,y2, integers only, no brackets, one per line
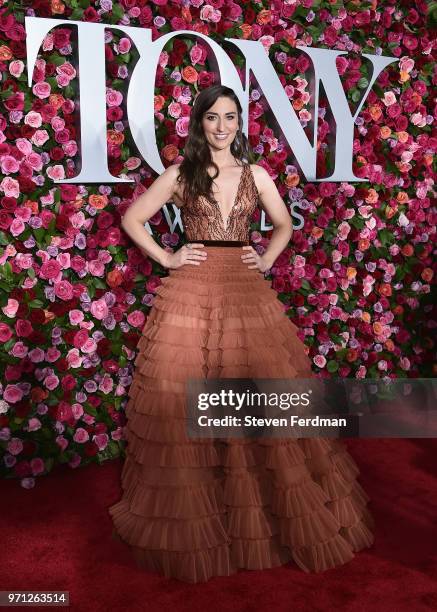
327,360,339,373
29,299,44,308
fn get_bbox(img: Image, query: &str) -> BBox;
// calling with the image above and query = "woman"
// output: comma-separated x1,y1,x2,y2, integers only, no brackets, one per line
109,84,374,583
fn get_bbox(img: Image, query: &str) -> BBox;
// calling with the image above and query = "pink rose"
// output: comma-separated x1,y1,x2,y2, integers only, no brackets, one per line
0,322,13,342
28,347,45,362
32,82,51,99
106,89,123,107
1,176,20,197
54,255,69,271
51,116,65,131
31,130,49,147
56,62,76,79
2,298,19,318
56,73,70,87
26,152,43,171
93,433,109,450
71,403,84,419
63,140,78,156
47,165,65,181
46,347,61,362
88,260,105,276
30,457,45,475
73,427,90,443
7,437,24,454
56,435,69,451
66,348,82,367
118,38,131,54
1,155,19,174
90,298,109,320
27,418,42,432
44,374,60,390
54,280,74,301
127,310,146,328
175,116,190,137
73,329,89,349
9,60,25,77
4,385,24,403
24,111,42,128
15,253,33,270
16,138,32,156
68,309,84,325
313,355,327,368
40,260,61,280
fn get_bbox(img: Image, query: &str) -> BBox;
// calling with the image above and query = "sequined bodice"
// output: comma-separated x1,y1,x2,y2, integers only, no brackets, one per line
180,163,259,241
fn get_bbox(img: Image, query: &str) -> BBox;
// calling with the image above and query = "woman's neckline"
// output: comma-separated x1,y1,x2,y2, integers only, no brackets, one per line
205,162,247,233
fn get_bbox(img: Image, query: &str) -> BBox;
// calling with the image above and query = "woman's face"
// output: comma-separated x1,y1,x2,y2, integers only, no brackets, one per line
201,96,239,152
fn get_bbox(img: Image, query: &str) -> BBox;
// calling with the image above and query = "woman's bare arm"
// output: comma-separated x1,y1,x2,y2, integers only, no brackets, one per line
120,164,180,267
252,165,293,268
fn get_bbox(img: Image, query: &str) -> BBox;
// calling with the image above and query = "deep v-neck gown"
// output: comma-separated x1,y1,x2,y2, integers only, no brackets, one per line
109,162,374,583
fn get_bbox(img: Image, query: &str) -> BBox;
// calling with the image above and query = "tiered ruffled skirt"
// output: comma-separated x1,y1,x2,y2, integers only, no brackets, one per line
109,245,374,582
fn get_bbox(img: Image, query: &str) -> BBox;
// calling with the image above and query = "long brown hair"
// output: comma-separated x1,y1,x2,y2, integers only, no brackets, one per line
177,85,255,205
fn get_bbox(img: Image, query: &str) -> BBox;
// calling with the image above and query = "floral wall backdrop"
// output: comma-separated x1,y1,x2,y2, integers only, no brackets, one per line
0,0,435,487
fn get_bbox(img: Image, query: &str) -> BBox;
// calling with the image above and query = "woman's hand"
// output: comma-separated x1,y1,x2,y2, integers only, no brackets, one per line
241,245,272,274
162,243,207,270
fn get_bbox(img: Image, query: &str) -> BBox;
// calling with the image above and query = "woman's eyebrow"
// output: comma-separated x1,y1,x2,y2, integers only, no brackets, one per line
205,112,237,115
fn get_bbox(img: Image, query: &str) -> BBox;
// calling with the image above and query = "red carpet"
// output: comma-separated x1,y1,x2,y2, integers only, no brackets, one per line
1,439,436,612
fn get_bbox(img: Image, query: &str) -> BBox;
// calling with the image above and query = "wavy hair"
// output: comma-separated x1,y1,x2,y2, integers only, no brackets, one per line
176,84,255,205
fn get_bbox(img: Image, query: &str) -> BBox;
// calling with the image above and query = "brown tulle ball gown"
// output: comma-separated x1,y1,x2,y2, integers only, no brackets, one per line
109,162,374,582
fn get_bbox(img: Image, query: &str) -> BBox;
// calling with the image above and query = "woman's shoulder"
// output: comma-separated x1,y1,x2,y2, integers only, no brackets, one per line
165,163,185,208
247,163,265,196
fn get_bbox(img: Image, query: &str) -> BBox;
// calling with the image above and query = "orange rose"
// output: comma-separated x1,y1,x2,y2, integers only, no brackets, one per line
51,0,65,14
373,321,383,335
421,268,433,282
384,339,395,352
43,309,56,323
49,93,65,110
412,91,422,106
107,269,124,288
380,126,391,139
378,283,392,297
399,70,410,83
362,312,371,323
182,66,198,83
257,9,271,25
385,204,397,219
89,194,108,209
369,105,382,121
396,191,409,204
396,131,409,143
365,188,378,204
312,227,324,239
107,130,124,145
346,349,358,363
292,98,304,111
31,387,49,402
346,267,357,280
401,244,414,257
358,239,370,251
423,153,433,166
161,144,179,162
182,6,192,22
24,199,39,214
239,24,252,39
285,173,300,188
0,45,12,60
393,305,404,316
154,95,165,112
